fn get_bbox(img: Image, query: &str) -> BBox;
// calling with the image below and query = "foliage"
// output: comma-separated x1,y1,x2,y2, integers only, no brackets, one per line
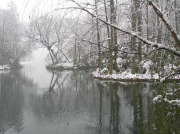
148,83,180,134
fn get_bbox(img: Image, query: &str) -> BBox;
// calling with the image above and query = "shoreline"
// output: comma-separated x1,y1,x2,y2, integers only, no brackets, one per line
92,69,180,83
46,63,95,71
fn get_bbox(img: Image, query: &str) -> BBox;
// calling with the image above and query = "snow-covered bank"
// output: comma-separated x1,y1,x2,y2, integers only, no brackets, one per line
0,65,11,74
92,61,180,82
20,61,35,65
0,65,10,70
92,68,160,82
46,63,95,70
46,63,75,70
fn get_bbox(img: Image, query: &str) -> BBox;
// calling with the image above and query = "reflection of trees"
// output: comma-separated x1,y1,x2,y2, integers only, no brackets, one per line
5,69,154,134
47,72,155,134
94,82,154,134
28,70,100,128
0,70,38,134
0,69,158,134
109,83,119,133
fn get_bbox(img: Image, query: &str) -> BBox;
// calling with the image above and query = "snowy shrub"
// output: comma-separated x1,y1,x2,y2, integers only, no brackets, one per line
151,84,180,134
139,60,153,74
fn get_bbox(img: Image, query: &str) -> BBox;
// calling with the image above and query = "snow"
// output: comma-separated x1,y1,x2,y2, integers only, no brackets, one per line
92,61,180,82
160,77,166,82
153,95,162,103
92,68,159,81
153,94,180,107
47,63,74,69
100,68,108,74
92,60,161,81
20,61,35,65
0,65,10,70
117,57,123,65
178,34,180,41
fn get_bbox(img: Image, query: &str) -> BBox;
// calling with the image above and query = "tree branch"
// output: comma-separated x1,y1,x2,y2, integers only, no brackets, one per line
70,0,180,57
149,1,180,48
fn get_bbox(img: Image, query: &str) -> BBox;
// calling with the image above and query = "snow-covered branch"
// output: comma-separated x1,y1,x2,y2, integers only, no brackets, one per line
149,1,180,48
70,0,180,57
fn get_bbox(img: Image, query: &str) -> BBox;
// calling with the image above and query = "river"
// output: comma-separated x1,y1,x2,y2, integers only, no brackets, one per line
0,48,164,134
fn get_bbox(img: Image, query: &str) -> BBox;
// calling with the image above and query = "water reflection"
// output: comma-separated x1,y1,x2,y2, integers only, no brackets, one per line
0,70,35,134
0,68,156,134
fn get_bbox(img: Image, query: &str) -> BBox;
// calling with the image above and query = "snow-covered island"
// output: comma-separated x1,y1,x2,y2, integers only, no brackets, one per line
0,65,11,70
46,63,75,70
46,63,95,70
92,60,180,82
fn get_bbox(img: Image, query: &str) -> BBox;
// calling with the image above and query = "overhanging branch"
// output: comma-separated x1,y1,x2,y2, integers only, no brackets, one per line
70,0,180,57
149,1,180,48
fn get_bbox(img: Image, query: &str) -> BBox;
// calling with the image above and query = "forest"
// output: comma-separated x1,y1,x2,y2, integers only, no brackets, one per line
25,0,180,81
0,0,180,80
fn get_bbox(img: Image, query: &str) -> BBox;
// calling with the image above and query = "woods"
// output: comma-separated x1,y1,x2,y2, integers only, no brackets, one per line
0,0,179,78
0,2,25,68
26,0,180,80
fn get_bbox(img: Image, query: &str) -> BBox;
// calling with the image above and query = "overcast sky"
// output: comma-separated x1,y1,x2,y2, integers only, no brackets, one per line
0,0,90,22
0,0,32,21
0,0,62,22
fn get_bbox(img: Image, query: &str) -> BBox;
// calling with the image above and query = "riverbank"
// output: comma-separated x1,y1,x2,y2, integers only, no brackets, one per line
46,63,95,71
0,65,11,70
46,63,75,70
92,69,159,82
0,62,23,73
92,68,180,82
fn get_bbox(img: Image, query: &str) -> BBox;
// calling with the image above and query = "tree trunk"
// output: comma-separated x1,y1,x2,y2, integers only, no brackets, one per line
131,0,137,74
104,0,112,74
74,36,77,66
95,0,102,70
175,0,178,34
137,0,142,61
146,0,149,53
149,1,180,48
109,0,116,74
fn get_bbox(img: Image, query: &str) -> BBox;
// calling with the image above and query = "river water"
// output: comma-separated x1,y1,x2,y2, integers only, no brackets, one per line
0,48,159,134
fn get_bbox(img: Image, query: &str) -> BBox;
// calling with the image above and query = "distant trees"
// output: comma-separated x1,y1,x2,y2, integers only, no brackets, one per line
0,2,24,66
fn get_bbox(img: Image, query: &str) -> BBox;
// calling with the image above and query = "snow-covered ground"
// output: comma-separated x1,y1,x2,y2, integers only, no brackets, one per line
46,63,75,70
0,65,10,70
92,68,159,81
46,62,93,70
0,65,10,74
92,61,180,82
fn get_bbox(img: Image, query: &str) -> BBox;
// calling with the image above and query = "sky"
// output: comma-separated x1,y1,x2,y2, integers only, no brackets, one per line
0,0,63,22
0,0,29,21
0,0,90,22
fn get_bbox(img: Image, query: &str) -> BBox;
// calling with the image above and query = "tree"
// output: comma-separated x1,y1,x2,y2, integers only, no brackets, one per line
70,0,180,78
28,16,59,64
0,2,23,66
94,0,102,70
